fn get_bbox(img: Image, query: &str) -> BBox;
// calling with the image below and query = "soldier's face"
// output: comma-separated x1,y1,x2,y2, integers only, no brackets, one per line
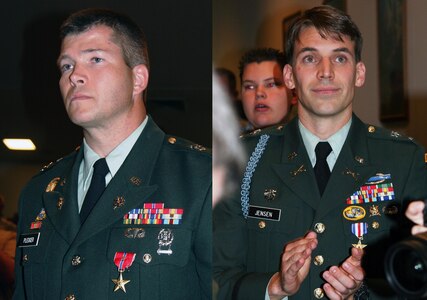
57,25,142,130
283,27,366,122
241,61,290,129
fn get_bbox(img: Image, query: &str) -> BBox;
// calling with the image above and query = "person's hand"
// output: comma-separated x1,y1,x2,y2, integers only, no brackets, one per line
406,201,427,235
322,247,364,300
268,231,318,299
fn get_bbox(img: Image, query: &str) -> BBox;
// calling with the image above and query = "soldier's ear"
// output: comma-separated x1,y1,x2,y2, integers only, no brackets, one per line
132,64,149,96
355,62,366,87
283,64,295,89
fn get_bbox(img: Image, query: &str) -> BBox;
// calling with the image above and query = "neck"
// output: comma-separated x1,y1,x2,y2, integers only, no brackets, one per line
83,113,146,157
299,111,352,140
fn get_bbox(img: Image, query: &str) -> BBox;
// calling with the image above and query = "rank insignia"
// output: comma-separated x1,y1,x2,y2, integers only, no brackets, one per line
112,252,135,293
264,189,277,201
157,229,174,255
129,176,142,186
343,206,366,221
369,205,381,217
123,203,184,225
45,177,60,192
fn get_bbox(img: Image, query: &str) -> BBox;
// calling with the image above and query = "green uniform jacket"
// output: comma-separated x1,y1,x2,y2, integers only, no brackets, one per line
14,117,212,300
213,115,427,300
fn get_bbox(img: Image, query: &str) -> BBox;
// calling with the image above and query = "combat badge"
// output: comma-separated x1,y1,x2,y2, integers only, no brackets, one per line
112,252,136,293
343,206,366,221
157,229,174,255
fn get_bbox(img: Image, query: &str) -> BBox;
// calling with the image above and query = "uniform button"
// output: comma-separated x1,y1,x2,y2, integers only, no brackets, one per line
143,253,152,263
22,254,29,263
314,223,325,234
258,221,266,229
57,197,64,210
368,126,376,133
314,287,324,299
64,294,76,300
71,255,82,266
372,221,380,229
168,137,177,144
313,255,324,266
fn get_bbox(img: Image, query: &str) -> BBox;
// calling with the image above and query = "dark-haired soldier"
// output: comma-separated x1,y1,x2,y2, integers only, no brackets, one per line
14,8,211,299
214,6,427,300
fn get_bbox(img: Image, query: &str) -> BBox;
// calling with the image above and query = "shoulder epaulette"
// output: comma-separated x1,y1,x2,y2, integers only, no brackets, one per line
240,123,286,140
38,146,80,174
366,125,418,144
166,136,211,154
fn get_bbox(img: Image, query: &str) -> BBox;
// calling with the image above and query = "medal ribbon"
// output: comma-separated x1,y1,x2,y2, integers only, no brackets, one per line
113,252,136,272
351,222,367,238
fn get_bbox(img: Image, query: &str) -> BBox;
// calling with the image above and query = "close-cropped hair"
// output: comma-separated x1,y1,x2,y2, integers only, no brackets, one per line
285,5,363,65
238,48,286,82
59,8,149,71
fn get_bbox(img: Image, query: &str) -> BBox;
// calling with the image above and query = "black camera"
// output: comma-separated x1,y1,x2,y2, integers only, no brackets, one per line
385,202,427,299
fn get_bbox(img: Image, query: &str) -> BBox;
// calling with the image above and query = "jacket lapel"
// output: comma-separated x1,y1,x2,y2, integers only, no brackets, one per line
43,149,82,245
316,115,376,219
272,119,320,210
73,117,163,246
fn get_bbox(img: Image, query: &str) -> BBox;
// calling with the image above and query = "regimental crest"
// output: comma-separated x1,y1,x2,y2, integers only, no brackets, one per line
369,205,381,217
157,229,174,255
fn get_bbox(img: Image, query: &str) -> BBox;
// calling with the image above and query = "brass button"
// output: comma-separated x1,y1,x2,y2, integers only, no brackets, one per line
168,137,177,144
22,254,29,263
313,255,324,266
372,221,380,229
143,253,152,264
314,223,325,234
368,126,375,133
71,255,82,266
314,287,324,299
65,294,76,300
258,221,266,229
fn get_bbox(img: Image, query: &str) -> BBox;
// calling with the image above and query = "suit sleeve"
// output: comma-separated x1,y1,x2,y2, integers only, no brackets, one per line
213,192,274,300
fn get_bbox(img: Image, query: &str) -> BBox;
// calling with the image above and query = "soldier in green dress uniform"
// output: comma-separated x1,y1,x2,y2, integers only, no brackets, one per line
14,8,211,300
213,6,427,300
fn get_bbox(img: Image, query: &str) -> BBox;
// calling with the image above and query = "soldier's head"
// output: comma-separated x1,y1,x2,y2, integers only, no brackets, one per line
285,5,363,66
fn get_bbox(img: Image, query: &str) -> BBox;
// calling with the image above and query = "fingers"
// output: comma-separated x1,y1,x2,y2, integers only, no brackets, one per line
405,201,425,225
411,224,427,235
322,250,365,299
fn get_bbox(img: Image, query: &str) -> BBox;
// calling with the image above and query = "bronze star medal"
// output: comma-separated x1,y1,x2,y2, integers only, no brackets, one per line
112,252,136,293
112,271,131,292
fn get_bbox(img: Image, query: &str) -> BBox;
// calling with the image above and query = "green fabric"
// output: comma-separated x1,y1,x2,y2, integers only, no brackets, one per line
214,115,427,300
14,118,212,299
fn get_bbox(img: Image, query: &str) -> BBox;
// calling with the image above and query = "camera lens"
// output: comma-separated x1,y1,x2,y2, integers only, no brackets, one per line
385,232,427,299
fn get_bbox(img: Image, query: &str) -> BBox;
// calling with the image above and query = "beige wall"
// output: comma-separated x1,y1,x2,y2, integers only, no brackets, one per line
214,0,427,148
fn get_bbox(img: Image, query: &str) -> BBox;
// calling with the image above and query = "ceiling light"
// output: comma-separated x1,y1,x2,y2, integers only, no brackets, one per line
3,138,36,151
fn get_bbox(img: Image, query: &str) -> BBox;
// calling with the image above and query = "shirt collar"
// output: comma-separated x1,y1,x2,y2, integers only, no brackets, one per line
82,116,148,186
299,118,352,167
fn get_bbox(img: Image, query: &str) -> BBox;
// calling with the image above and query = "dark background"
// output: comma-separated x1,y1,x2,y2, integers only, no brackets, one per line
0,0,212,164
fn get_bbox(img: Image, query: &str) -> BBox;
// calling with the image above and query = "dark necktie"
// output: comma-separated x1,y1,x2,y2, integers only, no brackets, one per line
80,158,109,224
314,142,332,196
